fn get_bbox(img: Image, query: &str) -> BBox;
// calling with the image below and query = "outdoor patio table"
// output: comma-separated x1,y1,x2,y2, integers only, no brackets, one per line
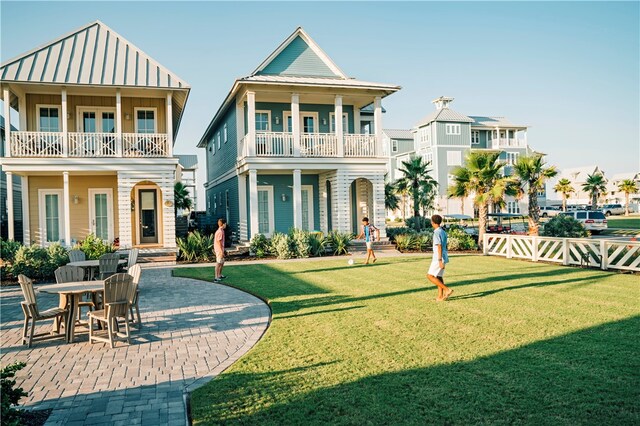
38,281,105,343
68,259,126,279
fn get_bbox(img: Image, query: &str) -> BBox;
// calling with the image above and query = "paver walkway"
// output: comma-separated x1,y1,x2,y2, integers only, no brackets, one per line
0,267,270,425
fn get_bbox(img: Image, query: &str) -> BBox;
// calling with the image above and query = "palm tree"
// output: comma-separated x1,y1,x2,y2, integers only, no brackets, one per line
582,174,607,211
512,154,558,236
553,178,575,212
174,181,193,215
446,167,470,215
385,180,400,212
397,156,438,217
395,179,410,220
449,151,515,248
618,179,639,216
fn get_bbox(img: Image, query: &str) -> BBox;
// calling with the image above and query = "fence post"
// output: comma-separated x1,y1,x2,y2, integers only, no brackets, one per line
483,234,488,255
600,240,608,270
532,236,538,262
506,235,513,259
562,238,569,265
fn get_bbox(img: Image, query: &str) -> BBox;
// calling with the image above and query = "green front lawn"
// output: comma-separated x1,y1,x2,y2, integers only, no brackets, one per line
175,256,639,425
606,216,640,229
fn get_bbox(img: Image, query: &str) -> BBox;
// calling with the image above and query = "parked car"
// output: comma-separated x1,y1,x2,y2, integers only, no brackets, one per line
560,210,608,234
539,206,561,218
601,204,624,216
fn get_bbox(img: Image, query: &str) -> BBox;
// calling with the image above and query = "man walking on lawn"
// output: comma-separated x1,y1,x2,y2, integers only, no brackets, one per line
427,214,453,301
214,218,227,283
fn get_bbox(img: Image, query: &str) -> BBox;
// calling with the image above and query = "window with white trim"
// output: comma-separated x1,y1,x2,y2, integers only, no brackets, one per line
446,123,461,135
471,130,480,144
392,140,398,153
506,152,519,165
38,106,61,132
330,112,348,133
136,110,156,134
211,134,216,155
447,151,462,166
217,131,221,149
424,152,433,165
255,111,270,131
507,201,521,214
223,123,228,143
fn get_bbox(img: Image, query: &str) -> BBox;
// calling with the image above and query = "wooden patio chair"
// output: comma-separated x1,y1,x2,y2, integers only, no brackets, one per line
68,249,86,263
123,248,139,272
18,275,68,348
87,273,133,348
98,253,120,280
127,264,142,326
55,265,95,320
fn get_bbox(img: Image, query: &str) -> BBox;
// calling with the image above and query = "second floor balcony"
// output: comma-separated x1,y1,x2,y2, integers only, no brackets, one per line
8,131,170,158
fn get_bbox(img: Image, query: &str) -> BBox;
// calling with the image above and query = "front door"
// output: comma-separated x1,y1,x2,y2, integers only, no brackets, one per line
138,189,158,244
257,186,274,237
89,189,113,242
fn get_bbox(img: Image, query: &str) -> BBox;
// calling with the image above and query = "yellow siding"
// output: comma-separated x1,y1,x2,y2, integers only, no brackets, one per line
121,97,166,133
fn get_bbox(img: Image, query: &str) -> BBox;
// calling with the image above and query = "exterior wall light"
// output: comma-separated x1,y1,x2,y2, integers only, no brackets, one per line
274,116,280,125
73,195,79,204
125,113,131,120
281,194,287,202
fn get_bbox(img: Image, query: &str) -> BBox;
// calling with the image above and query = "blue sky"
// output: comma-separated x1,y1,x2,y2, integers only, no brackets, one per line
2,1,638,207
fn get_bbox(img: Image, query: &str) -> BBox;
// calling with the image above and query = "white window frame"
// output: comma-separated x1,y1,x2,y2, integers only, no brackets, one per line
133,185,163,246
38,189,65,246
301,184,315,231
88,188,114,242
506,152,520,165
76,106,117,132
257,185,275,237
329,112,348,133
223,123,228,143
255,110,271,131
217,131,221,149
134,107,158,133
446,123,461,135
447,151,462,166
507,201,521,214
36,104,62,132
283,111,319,133
471,130,480,145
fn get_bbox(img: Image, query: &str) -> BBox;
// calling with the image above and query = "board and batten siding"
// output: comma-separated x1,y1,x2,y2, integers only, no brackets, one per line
258,35,338,78
207,104,237,182
206,176,239,234
250,102,355,134
435,146,470,196
435,122,471,146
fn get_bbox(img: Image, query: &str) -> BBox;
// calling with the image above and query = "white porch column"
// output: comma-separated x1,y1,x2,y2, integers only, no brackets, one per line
248,169,259,238
238,173,248,240
116,89,123,156
62,172,71,245
291,93,300,157
353,107,360,134
61,88,68,157
3,88,11,157
236,101,245,159
247,92,256,156
335,95,344,157
495,127,500,148
18,95,27,131
6,172,14,240
22,176,30,245
116,173,133,248
293,169,302,229
166,92,173,157
334,171,351,233
374,96,383,157
372,175,387,237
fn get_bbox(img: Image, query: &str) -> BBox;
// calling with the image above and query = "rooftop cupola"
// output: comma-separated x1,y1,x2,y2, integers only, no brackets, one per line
432,96,454,110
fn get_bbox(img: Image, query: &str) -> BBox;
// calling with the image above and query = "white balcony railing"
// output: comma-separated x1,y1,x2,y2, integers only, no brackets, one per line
300,133,337,157
255,132,293,157
344,134,376,157
493,138,526,148
8,131,170,158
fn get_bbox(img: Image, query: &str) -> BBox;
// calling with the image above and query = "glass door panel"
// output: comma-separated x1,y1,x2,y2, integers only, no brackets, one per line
91,192,110,240
139,189,158,244
258,190,270,235
301,189,310,231
44,194,60,242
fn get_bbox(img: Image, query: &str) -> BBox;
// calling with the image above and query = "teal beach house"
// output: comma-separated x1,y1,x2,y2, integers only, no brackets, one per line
198,28,400,240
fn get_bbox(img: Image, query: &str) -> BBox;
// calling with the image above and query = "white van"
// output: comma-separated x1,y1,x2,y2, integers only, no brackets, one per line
560,211,608,233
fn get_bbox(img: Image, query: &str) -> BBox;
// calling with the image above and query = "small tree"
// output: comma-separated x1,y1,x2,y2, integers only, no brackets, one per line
618,179,638,216
1,362,28,426
512,154,558,236
384,181,400,212
174,182,193,215
554,178,575,211
582,173,607,211
397,156,438,218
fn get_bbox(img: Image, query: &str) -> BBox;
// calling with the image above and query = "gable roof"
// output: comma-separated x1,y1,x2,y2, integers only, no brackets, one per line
383,129,414,140
0,20,189,89
252,28,346,79
416,108,474,127
557,166,603,182
610,172,640,182
176,154,198,170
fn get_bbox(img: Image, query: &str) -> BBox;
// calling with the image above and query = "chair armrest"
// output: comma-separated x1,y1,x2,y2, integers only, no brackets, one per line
21,301,36,308
104,301,129,307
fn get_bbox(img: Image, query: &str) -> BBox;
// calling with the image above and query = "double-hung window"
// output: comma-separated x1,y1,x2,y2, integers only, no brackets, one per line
255,112,270,131
506,152,519,165
223,123,228,143
471,131,480,145
392,140,398,153
217,131,221,149
136,109,156,133
38,106,61,132
446,123,461,135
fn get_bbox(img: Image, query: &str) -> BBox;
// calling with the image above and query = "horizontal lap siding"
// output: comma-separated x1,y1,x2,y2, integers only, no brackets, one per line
207,104,237,183
258,35,337,78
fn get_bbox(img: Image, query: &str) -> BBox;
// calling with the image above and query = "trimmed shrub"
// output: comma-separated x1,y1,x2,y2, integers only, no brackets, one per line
415,233,433,251
0,239,22,264
394,234,415,252
290,229,311,258
250,234,272,258
327,231,353,255
177,231,214,262
271,232,295,259
542,216,589,238
74,234,116,260
1,362,28,426
11,244,68,280
447,228,478,251
308,233,327,257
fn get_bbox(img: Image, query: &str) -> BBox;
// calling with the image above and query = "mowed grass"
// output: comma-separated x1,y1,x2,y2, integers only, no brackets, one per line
606,216,640,229
175,256,640,425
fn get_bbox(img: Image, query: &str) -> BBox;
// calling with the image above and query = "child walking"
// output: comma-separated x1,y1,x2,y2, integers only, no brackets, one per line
356,217,379,265
427,214,453,301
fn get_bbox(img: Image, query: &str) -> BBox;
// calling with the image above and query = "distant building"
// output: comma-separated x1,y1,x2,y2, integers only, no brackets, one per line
176,155,198,214
555,166,604,205
605,172,640,206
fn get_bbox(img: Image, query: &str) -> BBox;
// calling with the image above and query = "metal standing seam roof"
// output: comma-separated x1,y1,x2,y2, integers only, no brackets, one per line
176,154,198,170
0,20,190,89
383,129,414,140
239,75,400,91
415,108,474,127
468,116,527,129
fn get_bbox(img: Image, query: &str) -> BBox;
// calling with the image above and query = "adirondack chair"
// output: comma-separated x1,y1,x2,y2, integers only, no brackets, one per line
18,275,68,348
55,265,95,320
98,253,120,280
87,273,133,348
127,264,142,326
68,249,86,263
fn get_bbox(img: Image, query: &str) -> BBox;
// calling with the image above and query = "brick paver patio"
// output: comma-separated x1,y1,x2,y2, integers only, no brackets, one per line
0,267,270,425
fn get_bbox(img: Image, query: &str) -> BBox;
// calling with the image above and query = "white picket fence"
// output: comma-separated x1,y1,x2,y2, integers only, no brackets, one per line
483,233,640,272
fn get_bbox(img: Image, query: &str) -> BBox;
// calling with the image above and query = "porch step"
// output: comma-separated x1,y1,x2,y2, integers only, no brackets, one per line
119,247,177,265
351,239,398,253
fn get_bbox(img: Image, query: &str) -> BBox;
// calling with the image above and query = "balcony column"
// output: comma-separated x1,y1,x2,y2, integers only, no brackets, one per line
293,169,302,229
3,88,10,157
494,127,500,148
335,95,344,157
22,176,30,245
354,107,360,135
247,92,256,156
291,93,300,157
374,96,383,156
166,92,173,157
6,172,14,240
18,95,27,131
62,172,71,246
116,89,123,156
238,173,248,240
61,88,68,157
248,169,259,238
236,101,245,159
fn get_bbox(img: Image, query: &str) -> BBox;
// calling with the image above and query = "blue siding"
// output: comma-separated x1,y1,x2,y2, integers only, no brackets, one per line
258,36,338,78
436,122,471,146
472,129,489,149
206,176,239,235
207,102,237,182
252,102,355,133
